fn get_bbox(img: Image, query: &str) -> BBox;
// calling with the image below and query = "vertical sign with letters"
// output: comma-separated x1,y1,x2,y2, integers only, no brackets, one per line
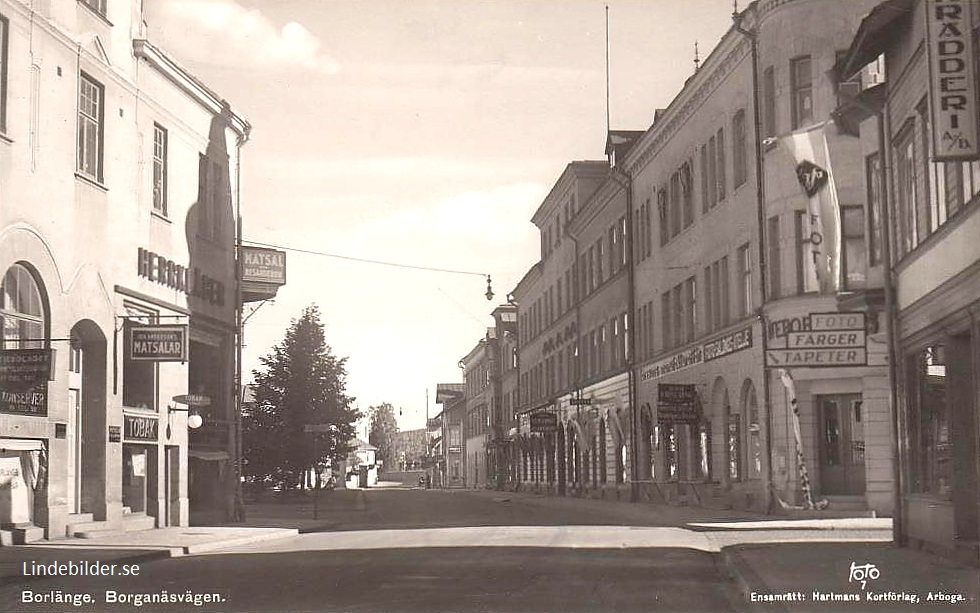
926,0,979,161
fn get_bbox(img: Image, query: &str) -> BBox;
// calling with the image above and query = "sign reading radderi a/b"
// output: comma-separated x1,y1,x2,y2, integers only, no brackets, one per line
766,312,866,367
926,0,980,161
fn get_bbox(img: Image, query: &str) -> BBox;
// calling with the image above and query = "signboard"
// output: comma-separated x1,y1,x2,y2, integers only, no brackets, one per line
172,394,211,406
530,412,558,433
108,426,122,443
242,247,287,285
766,312,867,367
0,349,53,416
129,325,187,362
569,397,593,406
926,0,979,161
641,325,754,381
0,456,29,524
124,415,158,441
657,384,700,423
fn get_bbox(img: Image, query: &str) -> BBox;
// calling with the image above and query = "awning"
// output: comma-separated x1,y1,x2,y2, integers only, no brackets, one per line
188,450,230,461
835,0,915,81
0,438,45,451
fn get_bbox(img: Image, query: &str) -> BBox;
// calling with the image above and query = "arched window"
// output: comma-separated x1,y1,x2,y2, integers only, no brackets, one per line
1,264,47,349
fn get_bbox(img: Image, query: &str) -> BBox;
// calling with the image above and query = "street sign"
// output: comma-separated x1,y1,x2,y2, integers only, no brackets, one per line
303,424,333,433
172,394,211,406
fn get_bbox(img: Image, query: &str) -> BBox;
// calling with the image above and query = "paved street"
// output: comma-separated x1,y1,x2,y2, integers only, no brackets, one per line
0,487,841,613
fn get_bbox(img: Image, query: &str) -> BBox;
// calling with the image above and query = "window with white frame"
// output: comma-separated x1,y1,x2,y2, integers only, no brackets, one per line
790,55,813,129
80,0,107,16
77,73,104,181
841,205,867,290
152,124,168,215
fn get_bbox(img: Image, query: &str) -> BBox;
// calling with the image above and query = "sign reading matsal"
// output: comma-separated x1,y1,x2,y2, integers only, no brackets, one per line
927,0,980,161
241,247,287,285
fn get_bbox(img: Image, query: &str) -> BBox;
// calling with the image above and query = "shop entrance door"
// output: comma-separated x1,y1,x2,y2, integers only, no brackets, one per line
122,446,147,514
817,394,865,495
67,343,82,514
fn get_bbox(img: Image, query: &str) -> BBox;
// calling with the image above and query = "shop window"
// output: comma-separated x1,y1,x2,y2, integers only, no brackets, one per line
908,345,952,499
122,309,156,411
698,421,712,479
744,383,762,479
728,410,742,481
1,264,47,349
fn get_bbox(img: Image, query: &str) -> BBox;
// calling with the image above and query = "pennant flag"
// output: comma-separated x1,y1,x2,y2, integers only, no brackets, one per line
776,368,828,511
782,122,842,294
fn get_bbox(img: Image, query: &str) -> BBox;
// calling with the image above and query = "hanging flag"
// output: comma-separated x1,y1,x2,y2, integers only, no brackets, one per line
776,368,828,511
782,122,842,294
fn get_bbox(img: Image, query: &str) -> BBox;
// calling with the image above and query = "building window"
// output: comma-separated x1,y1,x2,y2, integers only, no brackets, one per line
0,14,8,134
152,124,168,216
685,277,697,343
716,127,726,202
669,171,682,237
681,162,694,229
77,73,104,182
708,135,718,209
737,243,752,316
767,216,781,299
893,124,918,258
907,345,952,499
841,205,867,290
81,0,107,16
700,145,710,213
1,264,47,349
794,211,820,294
790,55,813,129
658,188,669,246
865,153,883,266
733,109,747,188
595,239,604,287
661,292,672,351
703,265,714,334
762,65,776,141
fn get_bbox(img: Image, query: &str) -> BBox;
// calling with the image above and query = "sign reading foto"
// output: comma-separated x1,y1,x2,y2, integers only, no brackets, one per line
926,0,979,161
129,325,187,362
766,312,867,367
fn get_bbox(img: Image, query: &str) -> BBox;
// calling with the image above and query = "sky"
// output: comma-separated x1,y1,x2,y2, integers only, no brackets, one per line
142,0,736,431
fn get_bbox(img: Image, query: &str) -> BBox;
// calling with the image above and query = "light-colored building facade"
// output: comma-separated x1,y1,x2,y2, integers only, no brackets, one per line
0,0,248,541
839,0,980,562
460,334,493,489
435,383,466,488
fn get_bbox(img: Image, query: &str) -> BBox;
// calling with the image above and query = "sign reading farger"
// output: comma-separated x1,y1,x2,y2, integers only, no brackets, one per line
766,312,867,367
926,0,979,161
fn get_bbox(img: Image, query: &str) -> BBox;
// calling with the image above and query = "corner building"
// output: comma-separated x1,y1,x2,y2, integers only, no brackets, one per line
839,0,980,562
620,0,890,514
0,0,248,541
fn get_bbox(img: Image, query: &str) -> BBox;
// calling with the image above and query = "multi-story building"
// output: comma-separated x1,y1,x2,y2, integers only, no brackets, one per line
838,0,980,562
460,333,493,488
435,383,465,488
0,0,248,541
490,304,519,489
511,154,636,498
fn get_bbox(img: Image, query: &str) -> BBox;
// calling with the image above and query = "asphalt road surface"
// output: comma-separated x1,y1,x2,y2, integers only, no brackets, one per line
4,488,753,613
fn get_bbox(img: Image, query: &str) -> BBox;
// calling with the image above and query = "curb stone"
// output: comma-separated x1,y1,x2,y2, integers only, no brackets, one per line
721,546,789,613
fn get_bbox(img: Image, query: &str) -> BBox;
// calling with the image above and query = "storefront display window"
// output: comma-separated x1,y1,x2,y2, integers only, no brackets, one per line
908,345,952,499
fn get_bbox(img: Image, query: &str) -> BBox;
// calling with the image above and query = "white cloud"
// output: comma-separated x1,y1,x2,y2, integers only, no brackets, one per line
148,0,339,74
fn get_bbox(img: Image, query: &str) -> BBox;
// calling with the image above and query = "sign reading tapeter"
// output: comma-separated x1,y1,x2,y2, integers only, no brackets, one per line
0,349,53,416
766,312,867,367
129,325,187,362
241,247,287,285
926,0,979,161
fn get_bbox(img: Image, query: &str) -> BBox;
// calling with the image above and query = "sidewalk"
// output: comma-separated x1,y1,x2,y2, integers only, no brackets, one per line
0,488,367,587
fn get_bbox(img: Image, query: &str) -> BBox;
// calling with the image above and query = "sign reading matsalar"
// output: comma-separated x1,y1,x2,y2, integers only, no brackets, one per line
927,0,979,161
129,325,187,362
766,312,866,367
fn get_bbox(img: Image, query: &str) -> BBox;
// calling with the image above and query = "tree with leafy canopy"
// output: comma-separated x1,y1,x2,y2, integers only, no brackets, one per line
368,402,399,470
244,305,360,492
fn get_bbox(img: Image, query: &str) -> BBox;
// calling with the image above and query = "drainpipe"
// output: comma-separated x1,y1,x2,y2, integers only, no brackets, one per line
733,11,774,514
233,116,251,523
610,167,636,502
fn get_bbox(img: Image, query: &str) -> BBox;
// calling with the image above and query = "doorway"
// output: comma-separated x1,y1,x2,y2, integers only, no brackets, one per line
817,394,865,495
165,446,180,526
